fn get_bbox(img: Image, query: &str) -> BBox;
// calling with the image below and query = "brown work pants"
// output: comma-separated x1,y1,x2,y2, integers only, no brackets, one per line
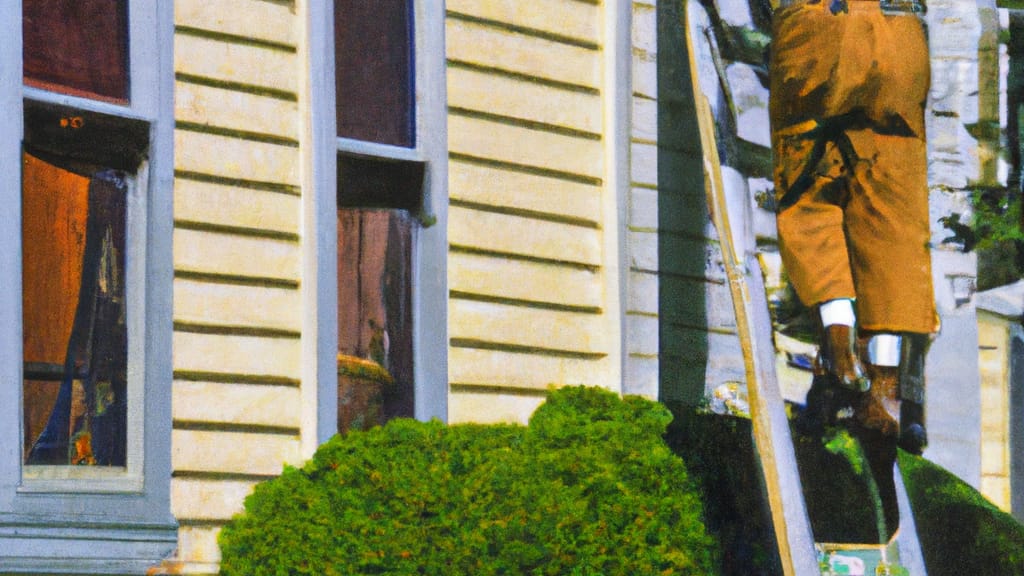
770,0,938,333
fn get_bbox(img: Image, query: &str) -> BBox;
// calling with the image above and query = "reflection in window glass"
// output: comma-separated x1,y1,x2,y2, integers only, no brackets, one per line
337,209,414,432
335,0,414,147
22,0,130,102
22,152,128,466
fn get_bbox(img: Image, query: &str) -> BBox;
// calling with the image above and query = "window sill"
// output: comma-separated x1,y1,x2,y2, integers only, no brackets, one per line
19,466,144,494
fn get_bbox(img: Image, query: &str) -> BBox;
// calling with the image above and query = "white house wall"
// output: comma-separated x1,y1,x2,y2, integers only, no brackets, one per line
168,0,306,571
445,0,622,422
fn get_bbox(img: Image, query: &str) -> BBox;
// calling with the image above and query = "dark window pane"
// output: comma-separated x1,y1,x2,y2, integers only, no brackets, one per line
337,153,424,211
22,152,128,466
337,209,414,432
24,99,149,172
335,0,414,147
23,0,129,103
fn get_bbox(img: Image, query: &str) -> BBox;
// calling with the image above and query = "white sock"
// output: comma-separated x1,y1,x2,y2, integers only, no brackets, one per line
820,298,856,327
868,334,902,367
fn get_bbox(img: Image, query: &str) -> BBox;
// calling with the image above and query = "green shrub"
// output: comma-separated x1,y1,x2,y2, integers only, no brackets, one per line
900,451,1024,576
219,386,719,576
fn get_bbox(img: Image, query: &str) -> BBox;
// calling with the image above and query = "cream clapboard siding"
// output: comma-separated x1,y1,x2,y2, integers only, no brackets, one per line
446,0,612,422
170,0,303,570
625,0,660,398
627,0,746,405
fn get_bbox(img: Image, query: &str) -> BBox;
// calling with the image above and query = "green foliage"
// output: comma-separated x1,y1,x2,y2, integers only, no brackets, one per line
899,451,1024,576
939,186,1024,289
219,386,719,576
823,429,864,476
663,408,783,575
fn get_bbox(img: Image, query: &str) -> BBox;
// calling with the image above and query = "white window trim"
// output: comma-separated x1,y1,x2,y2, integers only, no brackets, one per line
337,137,423,163
0,0,176,571
408,0,449,422
302,0,448,452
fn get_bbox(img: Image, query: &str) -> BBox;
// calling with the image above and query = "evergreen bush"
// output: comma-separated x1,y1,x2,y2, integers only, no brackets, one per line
218,386,719,576
899,451,1024,576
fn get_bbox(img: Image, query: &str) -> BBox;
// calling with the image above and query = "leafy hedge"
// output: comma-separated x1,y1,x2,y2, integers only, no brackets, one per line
899,451,1024,576
219,386,719,575
666,407,1024,576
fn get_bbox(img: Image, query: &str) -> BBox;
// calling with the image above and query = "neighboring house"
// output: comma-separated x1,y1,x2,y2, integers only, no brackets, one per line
976,280,1024,522
0,0,1010,574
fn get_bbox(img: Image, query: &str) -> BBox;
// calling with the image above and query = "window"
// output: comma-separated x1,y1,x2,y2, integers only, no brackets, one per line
20,103,144,469
335,0,415,148
0,0,176,571
331,0,447,432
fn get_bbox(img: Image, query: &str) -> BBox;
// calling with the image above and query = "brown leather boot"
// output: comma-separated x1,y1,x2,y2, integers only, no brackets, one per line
857,364,899,437
822,324,870,392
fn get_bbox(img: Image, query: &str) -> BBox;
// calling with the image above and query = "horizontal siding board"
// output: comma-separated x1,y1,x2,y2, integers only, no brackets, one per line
175,130,299,186
449,347,609,390
175,0,297,47
176,81,299,140
450,298,608,355
660,329,746,389
978,351,1005,373
449,251,603,309
174,178,301,236
448,67,602,134
171,478,258,522
449,391,546,425
449,159,602,223
633,50,657,100
629,229,665,273
447,0,600,44
629,186,659,229
657,277,738,332
627,269,659,315
624,354,659,398
632,2,657,55
632,96,657,142
174,278,301,332
172,381,302,428
175,34,297,93
174,228,300,281
626,313,658,355
177,526,223,564
448,205,602,266
629,229,725,282
173,331,301,380
446,18,600,89
449,115,603,180
172,429,301,476
631,141,657,187
705,331,746,381
650,192,714,239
